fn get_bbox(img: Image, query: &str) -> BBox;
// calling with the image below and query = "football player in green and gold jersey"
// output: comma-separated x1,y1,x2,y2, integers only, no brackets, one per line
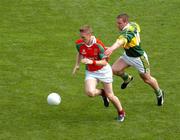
105,13,164,106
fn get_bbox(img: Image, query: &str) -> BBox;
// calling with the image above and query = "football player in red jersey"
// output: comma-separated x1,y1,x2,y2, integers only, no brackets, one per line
72,25,125,122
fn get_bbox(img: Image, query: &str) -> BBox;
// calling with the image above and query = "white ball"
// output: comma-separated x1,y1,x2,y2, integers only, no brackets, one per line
47,93,61,105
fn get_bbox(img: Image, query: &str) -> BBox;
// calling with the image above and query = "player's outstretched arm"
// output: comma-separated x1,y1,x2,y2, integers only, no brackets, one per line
72,53,81,75
104,38,126,56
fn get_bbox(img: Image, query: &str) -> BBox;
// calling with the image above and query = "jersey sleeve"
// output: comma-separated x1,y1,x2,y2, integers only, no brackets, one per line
97,44,106,59
118,31,135,43
76,44,81,52
75,39,83,52
96,39,106,48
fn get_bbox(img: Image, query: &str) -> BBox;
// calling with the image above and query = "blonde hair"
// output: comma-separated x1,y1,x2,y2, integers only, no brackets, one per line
79,25,93,34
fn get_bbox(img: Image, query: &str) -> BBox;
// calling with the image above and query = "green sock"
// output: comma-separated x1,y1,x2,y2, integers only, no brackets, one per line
154,88,162,97
120,73,129,82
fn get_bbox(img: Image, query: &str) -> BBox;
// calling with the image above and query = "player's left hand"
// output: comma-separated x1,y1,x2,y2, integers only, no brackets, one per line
81,58,93,64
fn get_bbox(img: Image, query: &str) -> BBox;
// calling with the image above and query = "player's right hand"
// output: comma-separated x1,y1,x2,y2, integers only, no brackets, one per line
81,58,93,64
72,65,79,75
104,47,113,57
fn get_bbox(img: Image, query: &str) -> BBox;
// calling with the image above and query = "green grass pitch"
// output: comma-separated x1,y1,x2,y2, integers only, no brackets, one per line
0,0,180,139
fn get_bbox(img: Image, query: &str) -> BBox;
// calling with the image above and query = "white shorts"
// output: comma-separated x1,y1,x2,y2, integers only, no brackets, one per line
121,52,150,73
85,64,113,83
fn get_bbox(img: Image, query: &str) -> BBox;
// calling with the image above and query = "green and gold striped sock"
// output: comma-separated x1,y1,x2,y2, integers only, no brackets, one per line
121,73,131,83
154,88,162,97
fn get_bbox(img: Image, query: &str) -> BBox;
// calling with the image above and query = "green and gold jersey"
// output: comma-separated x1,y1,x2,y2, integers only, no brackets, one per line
118,22,144,57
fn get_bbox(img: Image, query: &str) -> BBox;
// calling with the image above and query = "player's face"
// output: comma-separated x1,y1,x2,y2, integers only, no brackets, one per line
80,32,91,44
116,18,128,31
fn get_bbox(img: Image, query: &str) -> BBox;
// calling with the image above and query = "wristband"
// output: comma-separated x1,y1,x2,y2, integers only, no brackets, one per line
92,60,96,65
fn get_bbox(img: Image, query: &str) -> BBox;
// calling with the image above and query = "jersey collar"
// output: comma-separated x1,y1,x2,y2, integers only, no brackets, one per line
85,36,97,47
122,23,130,31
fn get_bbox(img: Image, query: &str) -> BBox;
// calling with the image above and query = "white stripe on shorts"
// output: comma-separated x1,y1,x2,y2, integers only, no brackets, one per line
120,52,150,73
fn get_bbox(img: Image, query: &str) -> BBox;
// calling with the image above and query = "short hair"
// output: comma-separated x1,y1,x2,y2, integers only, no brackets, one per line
79,25,93,34
116,13,129,22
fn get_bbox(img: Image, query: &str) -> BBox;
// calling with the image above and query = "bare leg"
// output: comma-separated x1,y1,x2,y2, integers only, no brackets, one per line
139,72,164,105
85,78,102,97
112,58,133,89
112,58,129,76
103,82,123,112
139,72,160,91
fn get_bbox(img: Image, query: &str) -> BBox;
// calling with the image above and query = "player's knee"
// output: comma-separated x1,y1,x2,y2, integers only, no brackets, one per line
112,66,123,75
86,90,95,97
112,67,121,75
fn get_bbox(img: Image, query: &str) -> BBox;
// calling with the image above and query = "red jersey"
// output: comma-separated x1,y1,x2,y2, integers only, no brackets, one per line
75,37,107,71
